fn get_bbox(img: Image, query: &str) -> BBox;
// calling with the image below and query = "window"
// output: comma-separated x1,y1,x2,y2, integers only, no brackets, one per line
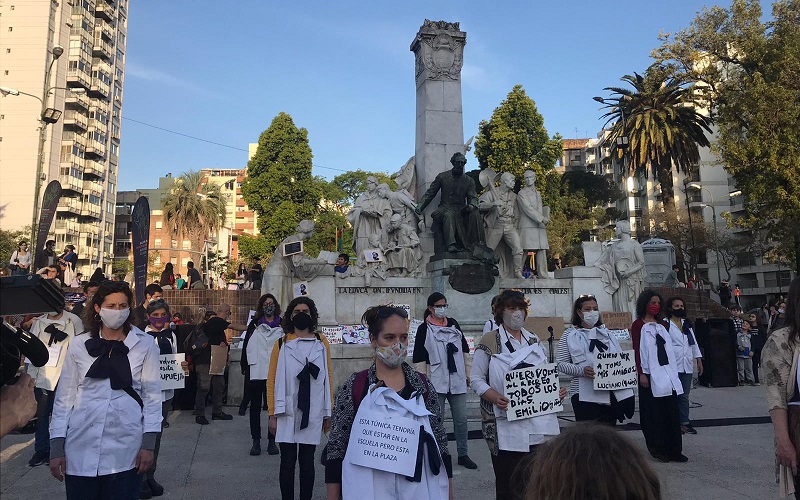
182,240,190,250
154,238,161,247
155,220,162,229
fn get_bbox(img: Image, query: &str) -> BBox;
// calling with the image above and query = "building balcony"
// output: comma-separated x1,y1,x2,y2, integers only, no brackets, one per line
95,19,115,41
95,0,114,21
63,111,89,131
54,219,80,234
57,197,82,214
81,203,102,219
65,92,90,111
85,140,106,158
58,174,83,194
84,160,106,179
92,39,113,60
67,69,92,90
88,79,110,98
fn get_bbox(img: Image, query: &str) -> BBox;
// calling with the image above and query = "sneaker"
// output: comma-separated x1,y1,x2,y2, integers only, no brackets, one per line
195,415,210,425
28,450,49,467
238,407,247,416
162,421,170,429
250,439,261,456
671,454,689,462
212,412,233,421
458,455,478,469
267,441,280,455
147,476,164,497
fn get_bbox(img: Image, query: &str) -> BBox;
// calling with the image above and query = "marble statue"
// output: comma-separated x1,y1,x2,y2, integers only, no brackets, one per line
347,175,392,259
262,219,330,309
350,233,388,287
377,183,419,231
517,169,551,277
385,214,423,277
393,156,417,200
479,171,524,278
414,152,485,254
595,220,646,315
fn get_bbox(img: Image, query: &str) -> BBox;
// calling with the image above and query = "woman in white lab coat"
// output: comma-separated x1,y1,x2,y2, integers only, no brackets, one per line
267,296,333,500
662,296,703,435
631,289,685,463
325,305,453,500
48,281,162,500
470,290,567,500
556,295,634,426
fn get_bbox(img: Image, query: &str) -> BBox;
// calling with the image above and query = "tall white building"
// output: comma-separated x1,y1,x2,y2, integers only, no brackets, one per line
0,0,128,275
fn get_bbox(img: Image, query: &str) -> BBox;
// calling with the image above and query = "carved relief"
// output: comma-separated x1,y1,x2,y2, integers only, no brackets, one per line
412,20,465,82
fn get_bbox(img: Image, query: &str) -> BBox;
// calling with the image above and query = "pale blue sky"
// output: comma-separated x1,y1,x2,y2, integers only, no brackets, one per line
118,0,742,190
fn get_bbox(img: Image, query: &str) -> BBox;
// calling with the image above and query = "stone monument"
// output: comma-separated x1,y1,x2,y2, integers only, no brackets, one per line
595,220,646,315
478,170,523,278
517,169,551,278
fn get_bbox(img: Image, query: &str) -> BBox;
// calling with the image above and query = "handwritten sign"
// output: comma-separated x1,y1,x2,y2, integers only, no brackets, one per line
601,311,633,331
159,353,186,390
503,363,562,421
347,410,419,475
321,326,343,345
593,350,638,391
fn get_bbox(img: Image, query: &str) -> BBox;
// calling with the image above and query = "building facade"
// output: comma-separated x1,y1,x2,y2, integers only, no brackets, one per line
0,0,128,275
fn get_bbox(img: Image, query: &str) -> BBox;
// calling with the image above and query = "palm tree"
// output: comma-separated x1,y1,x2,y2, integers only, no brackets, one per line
598,64,713,214
162,171,226,272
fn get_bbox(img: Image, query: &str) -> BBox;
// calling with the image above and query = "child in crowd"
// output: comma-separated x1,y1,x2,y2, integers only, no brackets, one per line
736,320,756,386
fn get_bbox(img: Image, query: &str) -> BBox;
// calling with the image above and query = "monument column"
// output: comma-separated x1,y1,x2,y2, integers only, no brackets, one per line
410,20,466,222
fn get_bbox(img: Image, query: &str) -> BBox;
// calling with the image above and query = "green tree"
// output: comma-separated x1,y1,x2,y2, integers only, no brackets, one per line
598,65,713,214
560,171,624,208
238,234,272,262
0,227,29,269
654,0,800,269
329,170,396,205
474,84,563,185
242,113,321,250
162,171,226,267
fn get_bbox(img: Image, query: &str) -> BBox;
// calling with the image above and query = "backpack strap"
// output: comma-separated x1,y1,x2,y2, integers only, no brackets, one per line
351,369,370,411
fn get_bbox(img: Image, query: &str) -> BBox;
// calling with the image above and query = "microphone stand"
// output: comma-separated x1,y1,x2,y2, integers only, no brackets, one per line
547,326,555,363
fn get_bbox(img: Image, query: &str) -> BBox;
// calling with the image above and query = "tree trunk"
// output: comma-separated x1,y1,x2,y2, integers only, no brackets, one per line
655,160,686,264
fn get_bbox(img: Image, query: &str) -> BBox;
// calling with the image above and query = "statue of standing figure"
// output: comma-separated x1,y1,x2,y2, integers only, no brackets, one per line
415,152,485,254
517,169,551,277
347,175,392,259
479,172,524,278
377,183,419,231
385,214,423,276
595,220,646,314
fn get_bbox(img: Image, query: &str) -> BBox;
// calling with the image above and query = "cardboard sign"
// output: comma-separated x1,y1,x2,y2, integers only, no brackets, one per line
364,249,384,262
407,319,423,355
283,241,303,256
160,353,186,390
601,311,633,331
209,345,228,375
593,350,638,391
347,410,420,476
322,326,344,345
503,363,562,421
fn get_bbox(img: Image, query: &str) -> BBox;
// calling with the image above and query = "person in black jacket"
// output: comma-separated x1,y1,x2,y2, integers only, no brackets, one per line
131,284,163,330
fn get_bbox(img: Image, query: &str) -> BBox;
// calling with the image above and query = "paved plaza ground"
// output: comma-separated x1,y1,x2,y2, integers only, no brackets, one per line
1,384,775,499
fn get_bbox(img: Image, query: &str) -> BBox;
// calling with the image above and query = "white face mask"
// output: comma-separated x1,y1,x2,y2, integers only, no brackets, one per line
502,309,526,331
433,306,448,319
100,308,130,330
375,342,407,368
581,310,600,327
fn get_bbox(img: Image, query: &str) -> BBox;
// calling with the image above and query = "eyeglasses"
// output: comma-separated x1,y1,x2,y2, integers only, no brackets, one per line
376,306,408,319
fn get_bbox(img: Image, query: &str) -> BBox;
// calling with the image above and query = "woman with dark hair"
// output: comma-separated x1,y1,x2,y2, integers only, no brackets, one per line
470,290,567,500
557,295,634,426
48,282,162,499
412,292,475,469
662,297,703,435
267,296,332,500
763,276,800,497
631,290,685,463
525,423,662,500
325,305,452,500
9,240,31,275
89,267,105,284
240,293,283,456
159,263,175,290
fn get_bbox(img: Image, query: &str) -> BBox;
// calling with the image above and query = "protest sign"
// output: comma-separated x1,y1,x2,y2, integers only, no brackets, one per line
342,325,370,345
347,410,419,476
503,363,562,421
160,353,186,390
601,311,633,331
593,350,638,390
322,326,344,345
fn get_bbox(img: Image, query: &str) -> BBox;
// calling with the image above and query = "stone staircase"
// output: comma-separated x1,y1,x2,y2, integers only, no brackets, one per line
649,286,731,319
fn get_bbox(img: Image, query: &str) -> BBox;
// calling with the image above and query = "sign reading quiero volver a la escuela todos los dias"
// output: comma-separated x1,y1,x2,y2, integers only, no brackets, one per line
503,363,562,421
346,410,420,475
593,350,638,391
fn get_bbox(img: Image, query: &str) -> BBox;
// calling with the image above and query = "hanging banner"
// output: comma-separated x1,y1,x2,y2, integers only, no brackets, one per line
34,180,62,267
131,196,150,306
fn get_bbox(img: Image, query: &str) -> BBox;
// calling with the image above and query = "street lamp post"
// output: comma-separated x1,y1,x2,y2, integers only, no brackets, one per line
688,182,723,285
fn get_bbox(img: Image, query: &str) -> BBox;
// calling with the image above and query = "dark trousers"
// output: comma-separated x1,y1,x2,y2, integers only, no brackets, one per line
490,445,538,500
34,387,56,454
279,443,316,500
193,364,224,416
239,369,251,412
149,400,170,479
65,468,141,500
639,383,682,458
248,379,271,440
753,349,762,383
571,394,616,426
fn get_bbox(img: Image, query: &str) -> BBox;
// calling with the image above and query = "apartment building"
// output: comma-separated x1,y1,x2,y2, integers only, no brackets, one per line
0,0,128,276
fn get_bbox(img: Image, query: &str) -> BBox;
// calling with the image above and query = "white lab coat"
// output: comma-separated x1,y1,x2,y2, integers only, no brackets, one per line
273,337,331,445
487,329,560,452
247,325,283,381
639,322,684,398
50,328,162,477
342,385,449,500
565,326,635,404
27,311,83,391
424,324,467,395
664,318,702,374
144,326,177,402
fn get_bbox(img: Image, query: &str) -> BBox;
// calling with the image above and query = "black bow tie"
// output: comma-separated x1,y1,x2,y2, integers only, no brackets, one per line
682,320,697,346
149,330,173,355
655,334,669,366
405,426,441,483
446,342,459,374
513,361,534,370
44,324,68,346
85,337,133,390
589,338,608,353
296,361,320,430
